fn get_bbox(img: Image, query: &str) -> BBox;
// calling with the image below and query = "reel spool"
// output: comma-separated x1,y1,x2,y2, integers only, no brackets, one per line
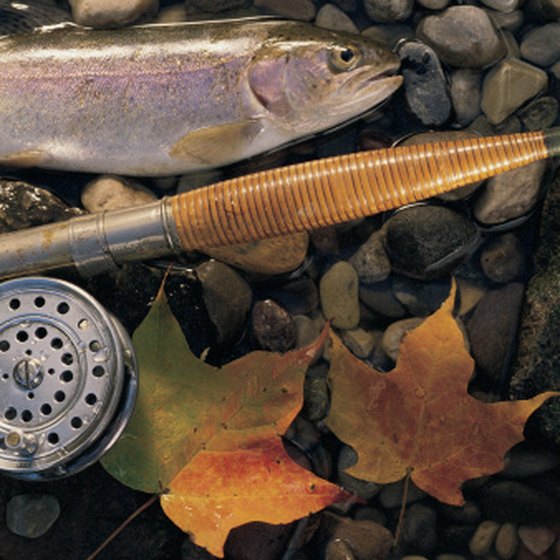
0,277,137,480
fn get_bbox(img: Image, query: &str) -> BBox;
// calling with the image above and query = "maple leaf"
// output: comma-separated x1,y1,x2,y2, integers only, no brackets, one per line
102,286,347,557
325,282,559,506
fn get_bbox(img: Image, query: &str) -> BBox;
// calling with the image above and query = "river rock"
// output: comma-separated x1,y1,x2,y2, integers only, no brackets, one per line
251,299,296,352
456,278,487,316
294,314,323,350
392,276,451,317
518,96,560,131
473,160,547,226
333,0,358,11
316,4,358,33
362,24,414,48
397,41,452,126
6,495,60,538
480,233,525,284
481,0,521,11
381,317,424,361
253,0,316,20
416,7,506,68
438,501,481,524
352,507,387,526
154,3,187,22
481,59,548,124
517,526,556,556
503,443,560,477
69,0,158,27
348,230,391,283
337,446,383,500
469,520,500,556
196,260,252,343
441,524,478,554
495,523,519,560
81,175,156,212
399,131,483,200
520,23,560,67
378,479,427,509
486,8,524,32
224,521,294,560
326,539,356,560
466,283,524,384
263,278,319,316
401,504,438,555
384,206,479,280
204,233,309,275
317,513,393,560
478,481,560,524
359,280,406,318
185,0,249,12
303,376,330,422
0,180,82,233
341,328,381,358
451,69,483,127
364,0,413,22
320,261,360,330
416,0,449,11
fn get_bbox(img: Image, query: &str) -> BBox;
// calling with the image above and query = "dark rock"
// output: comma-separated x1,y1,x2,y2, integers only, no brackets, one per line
0,180,82,233
480,233,525,284
378,479,427,508
401,503,438,555
518,96,560,131
224,521,294,560
438,501,481,524
520,23,560,67
364,0,413,22
477,480,560,524
440,524,478,554
503,443,560,477
381,317,424,361
348,230,391,283
337,446,383,500
469,520,500,556
186,0,250,12
359,279,407,318
466,283,524,384
450,69,483,126
510,174,560,446
392,276,451,316
303,376,330,422
251,299,296,352
416,7,507,68
361,24,414,48
320,261,360,330
6,495,60,538
384,206,479,280
260,278,319,316
397,41,452,127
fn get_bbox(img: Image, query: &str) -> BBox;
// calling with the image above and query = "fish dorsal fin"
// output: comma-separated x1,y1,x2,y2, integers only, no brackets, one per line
0,0,70,36
169,120,264,166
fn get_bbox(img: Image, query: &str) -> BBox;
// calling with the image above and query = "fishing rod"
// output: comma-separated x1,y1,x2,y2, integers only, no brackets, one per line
0,127,558,280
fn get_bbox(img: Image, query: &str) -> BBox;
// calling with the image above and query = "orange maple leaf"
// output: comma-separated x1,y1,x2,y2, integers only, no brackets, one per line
326,282,559,505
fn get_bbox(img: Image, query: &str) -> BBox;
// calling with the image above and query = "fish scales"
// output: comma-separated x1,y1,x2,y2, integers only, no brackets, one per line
0,19,401,176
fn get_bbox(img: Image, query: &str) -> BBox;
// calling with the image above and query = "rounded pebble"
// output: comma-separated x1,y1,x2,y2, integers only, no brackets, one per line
364,0,413,22
381,317,424,361
518,96,560,131
6,495,60,538
392,277,451,317
303,376,330,422
320,261,360,330
416,7,506,68
69,0,158,27
341,328,381,358
316,4,358,33
401,504,438,555
253,0,316,20
81,175,156,212
451,69,483,127
337,446,383,500
251,299,296,352
520,23,560,67
480,233,525,284
518,526,556,556
361,24,414,48
348,230,391,283
378,478,427,509
495,523,519,560
469,520,500,556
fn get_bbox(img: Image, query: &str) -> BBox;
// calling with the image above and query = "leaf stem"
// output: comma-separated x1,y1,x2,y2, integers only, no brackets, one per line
85,493,159,560
393,468,412,549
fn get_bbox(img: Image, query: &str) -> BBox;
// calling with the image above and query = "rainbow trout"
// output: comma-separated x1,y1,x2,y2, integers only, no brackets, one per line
0,17,401,176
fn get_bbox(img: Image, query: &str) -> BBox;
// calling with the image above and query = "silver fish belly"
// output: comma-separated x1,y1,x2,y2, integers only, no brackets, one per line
0,19,401,176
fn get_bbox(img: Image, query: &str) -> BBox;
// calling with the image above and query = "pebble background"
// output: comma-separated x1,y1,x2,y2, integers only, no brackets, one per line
1,0,560,559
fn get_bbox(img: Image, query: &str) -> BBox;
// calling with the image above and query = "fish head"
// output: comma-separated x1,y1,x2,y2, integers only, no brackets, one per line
248,23,402,135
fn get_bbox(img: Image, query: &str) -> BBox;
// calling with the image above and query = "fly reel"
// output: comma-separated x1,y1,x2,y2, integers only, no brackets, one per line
0,277,137,480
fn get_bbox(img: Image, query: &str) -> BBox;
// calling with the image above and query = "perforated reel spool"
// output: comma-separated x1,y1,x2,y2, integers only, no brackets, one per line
0,277,137,480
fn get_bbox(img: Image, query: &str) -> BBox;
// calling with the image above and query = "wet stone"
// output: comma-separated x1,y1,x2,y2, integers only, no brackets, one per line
451,69,483,127
502,30,520,59
481,59,548,125
401,504,438,555
473,160,547,226
466,283,524,384
436,555,466,560
486,8,524,32
478,480,560,525
326,539,356,560
438,501,481,524
518,96,559,131
320,261,360,330
381,317,424,361
184,0,249,12
316,4,358,33
520,23,560,67
360,279,406,318
294,314,322,351
69,0,158,27
81,175,156,212
196,260,252,344
361,24,414,48
469,520,500,556
378,478,427,509
364,0,413,22
341,328,381,358
441,524,478,554
0,180,82,234
332,0,358,11
481,0,521,11
352,506,387,526
480,233,525,284
517,526,556,556
6,495,60,538
251,299,296,352
204,232,309,275
503,443,560,477
392,276,451,317
224,521,294,560
416,7,506,68
253,0,316,20
415,0,449,11
348,230,391,283
495,523,519,560
397,41,452,127
303,376,330,422
384,206,479,280
337,446,383,500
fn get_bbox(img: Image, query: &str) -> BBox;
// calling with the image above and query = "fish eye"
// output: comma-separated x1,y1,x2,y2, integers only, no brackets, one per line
328,45,363,71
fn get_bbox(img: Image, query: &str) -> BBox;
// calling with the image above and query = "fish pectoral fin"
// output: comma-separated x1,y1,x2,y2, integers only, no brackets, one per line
0,149,46,168
169,120,263,166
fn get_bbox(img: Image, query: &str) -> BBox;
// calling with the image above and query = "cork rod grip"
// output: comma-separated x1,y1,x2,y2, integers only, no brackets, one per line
171,130,548,251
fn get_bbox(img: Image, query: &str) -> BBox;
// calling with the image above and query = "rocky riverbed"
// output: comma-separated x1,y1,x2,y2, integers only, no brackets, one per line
1,0,560,559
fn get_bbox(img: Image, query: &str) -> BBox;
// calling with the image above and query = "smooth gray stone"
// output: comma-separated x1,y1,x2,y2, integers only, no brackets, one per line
451,69,482,126
520,23,560,67
364,0,413,22
6,495,60,538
